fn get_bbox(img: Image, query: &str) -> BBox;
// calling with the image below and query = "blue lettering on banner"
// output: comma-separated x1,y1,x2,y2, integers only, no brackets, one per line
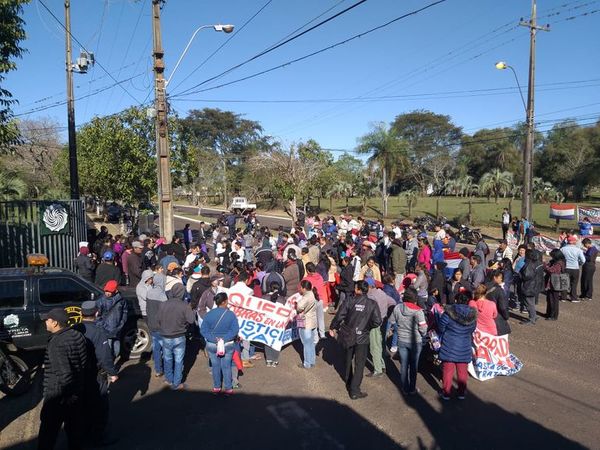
238,319,288,348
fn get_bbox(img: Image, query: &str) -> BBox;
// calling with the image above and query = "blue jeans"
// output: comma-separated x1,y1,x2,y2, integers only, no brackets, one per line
150,331,163,374
315,300,325,339
299,328,316,367
385,321,399,349
206,341,234,390
398,342,422,393
162,336,186,387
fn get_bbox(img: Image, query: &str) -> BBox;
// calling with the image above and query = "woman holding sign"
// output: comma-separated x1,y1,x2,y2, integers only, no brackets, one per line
296,280,318,369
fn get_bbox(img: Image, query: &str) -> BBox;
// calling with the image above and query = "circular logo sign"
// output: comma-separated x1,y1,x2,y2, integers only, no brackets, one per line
43,203,69,232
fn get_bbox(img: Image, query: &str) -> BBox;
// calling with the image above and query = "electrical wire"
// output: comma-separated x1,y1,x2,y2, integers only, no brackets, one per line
37,0,143,105
169,0,275,93
172,0,372,97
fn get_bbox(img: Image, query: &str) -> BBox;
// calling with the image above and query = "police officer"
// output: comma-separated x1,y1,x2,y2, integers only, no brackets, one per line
79,301,118,446
329,281,382,400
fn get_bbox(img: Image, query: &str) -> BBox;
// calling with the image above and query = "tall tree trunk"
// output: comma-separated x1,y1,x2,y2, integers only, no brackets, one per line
382,167,388,217
362,197,367,216
329,196,333,213
289,197,298,224
317,196,321,211
345,197,349,214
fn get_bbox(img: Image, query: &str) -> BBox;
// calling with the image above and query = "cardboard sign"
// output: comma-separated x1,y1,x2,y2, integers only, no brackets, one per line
468,329,523,381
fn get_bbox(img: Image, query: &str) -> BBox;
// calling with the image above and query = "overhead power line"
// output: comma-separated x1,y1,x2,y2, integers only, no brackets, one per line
172,0,448,98
38,0,143,105
172,0,371,97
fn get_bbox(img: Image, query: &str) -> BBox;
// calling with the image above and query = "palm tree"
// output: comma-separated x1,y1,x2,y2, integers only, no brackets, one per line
356,122,408,217
402,189,418,218
0,171,27,201
532,177,559,203
325,180,352,214
355,173,379,216
479,169,514,203
444,178,460,197
456,175,476,197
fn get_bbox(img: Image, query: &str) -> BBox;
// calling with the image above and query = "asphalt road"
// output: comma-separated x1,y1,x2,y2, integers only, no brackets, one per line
173,204,293,231
1,271,599,449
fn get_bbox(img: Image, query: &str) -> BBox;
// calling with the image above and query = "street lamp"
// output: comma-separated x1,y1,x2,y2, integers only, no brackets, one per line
166,24,234,86
150,6,233,241
495,60,534,222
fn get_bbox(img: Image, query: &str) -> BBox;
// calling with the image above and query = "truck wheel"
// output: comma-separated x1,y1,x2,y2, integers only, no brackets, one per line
0,354,32,396
123,320,151,360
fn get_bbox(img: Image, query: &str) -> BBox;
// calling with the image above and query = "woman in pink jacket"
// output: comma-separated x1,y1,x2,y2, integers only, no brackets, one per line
468,284,498,335
417,238,432,272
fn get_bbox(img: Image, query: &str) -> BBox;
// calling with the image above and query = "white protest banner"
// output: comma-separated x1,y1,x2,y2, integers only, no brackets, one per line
577,206,600,226
225,287,299,351
468,329,523,381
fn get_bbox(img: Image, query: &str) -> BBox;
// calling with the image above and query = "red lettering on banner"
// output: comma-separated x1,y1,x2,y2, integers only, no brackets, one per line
229,292,245,307
262,302,275,313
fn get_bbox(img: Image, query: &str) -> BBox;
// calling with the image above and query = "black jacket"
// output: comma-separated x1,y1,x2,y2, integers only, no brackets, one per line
330,294,382,346
95,293,128,338
94,262,121,288
190,277,212,310
43,327,88,400
79,321,117,376
485,282,511,335
430,269,446,303
338,264,355,294
520,261,544,296
445,279,469,305
128,252,143,286
75,254,95,282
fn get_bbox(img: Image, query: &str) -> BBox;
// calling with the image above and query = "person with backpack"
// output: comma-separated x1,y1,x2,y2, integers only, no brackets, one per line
95,280,128,359
519,249,544,325
438,292,477,400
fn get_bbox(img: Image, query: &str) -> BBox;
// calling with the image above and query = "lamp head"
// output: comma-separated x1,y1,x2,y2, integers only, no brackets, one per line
214,24,234,33
495,61,508,70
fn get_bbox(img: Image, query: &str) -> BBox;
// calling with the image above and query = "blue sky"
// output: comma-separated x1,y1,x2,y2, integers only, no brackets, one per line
7,0,600,155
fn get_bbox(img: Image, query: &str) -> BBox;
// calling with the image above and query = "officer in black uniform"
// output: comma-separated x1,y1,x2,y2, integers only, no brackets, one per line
329,280,382,400
78,301,119,446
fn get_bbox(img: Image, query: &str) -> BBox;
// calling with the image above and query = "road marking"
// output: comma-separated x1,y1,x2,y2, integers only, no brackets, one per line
266,400,345,449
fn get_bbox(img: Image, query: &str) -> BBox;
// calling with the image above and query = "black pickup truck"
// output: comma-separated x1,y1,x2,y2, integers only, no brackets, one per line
0,265,151,372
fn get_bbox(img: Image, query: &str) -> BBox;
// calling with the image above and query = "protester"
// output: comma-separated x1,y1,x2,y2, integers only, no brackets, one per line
359,256,382,282
580,238,597,301
388,287,427,395
145,270,168,377
330,280,382,400
543,249,566,321
79,301,118,446
446,268,468,305
295,280,318,369
560,235,586,303
519,249,544,325
578,217,593,236
466,254,485,291
157,284,195,390
201,292,240,395
75,245,95,283
38,308,88,450
128,241,144,287
468,285,498,335
263,282,287,367
501,208,512,240
438,292,477,400
95,280,128,359
302,262,328,340
283,249,301,296
414,263,430,309
95,251,122,288
485,270,511,335
365,278,395,378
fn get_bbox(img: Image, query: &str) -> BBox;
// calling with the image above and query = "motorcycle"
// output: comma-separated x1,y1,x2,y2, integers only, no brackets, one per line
0,345,31,396
458,224,482,244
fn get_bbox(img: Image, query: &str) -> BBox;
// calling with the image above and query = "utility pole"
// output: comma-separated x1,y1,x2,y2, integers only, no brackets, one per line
65,0,79,200
519,0,549,221
151,0,174,240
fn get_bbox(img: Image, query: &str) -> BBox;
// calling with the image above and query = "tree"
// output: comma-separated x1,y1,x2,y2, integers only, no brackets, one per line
69,107,157,204
391,110,462,194
479,169,514,203
402,189,418,218
0,168,26,200
179,108,270,206
355,171,379,216
248,145,324,223
356,122,407,217
535,121,598,200
326,180,352,214
0,0,28,151
1,118,63,197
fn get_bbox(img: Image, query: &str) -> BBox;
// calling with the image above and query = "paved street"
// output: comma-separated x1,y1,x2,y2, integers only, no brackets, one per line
1,273,599,450
174,204,293,231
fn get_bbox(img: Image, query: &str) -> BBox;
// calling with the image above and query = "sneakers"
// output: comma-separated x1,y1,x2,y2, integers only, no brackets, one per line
389,346,398,354
297,363,313,369
457,395,466,400
242,360,254,368
365,372,384,378
266,360,273,367
350,391,368,400
571,299,581,303
439,392,450,401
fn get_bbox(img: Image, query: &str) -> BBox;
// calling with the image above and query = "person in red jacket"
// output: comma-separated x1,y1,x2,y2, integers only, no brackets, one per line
302,262,328,340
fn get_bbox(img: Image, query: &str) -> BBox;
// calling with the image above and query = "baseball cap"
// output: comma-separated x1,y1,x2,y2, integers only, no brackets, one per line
41,308,68,325
102,251,114,261
103,280,119,293
167,262,180,272
132,241,143,249
567,235,577,244
81,300,98,316
365,277,376,287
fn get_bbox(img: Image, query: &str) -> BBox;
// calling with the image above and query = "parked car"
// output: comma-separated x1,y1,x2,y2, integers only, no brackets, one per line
0,254,151,394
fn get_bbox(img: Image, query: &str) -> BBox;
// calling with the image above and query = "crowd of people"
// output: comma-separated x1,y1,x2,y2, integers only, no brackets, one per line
41,212,597,449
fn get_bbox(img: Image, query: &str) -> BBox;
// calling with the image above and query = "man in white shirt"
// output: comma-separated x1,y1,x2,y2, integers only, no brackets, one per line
501,208,512,240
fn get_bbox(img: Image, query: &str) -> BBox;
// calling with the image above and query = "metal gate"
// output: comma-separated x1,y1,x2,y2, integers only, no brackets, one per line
0,200,87,271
